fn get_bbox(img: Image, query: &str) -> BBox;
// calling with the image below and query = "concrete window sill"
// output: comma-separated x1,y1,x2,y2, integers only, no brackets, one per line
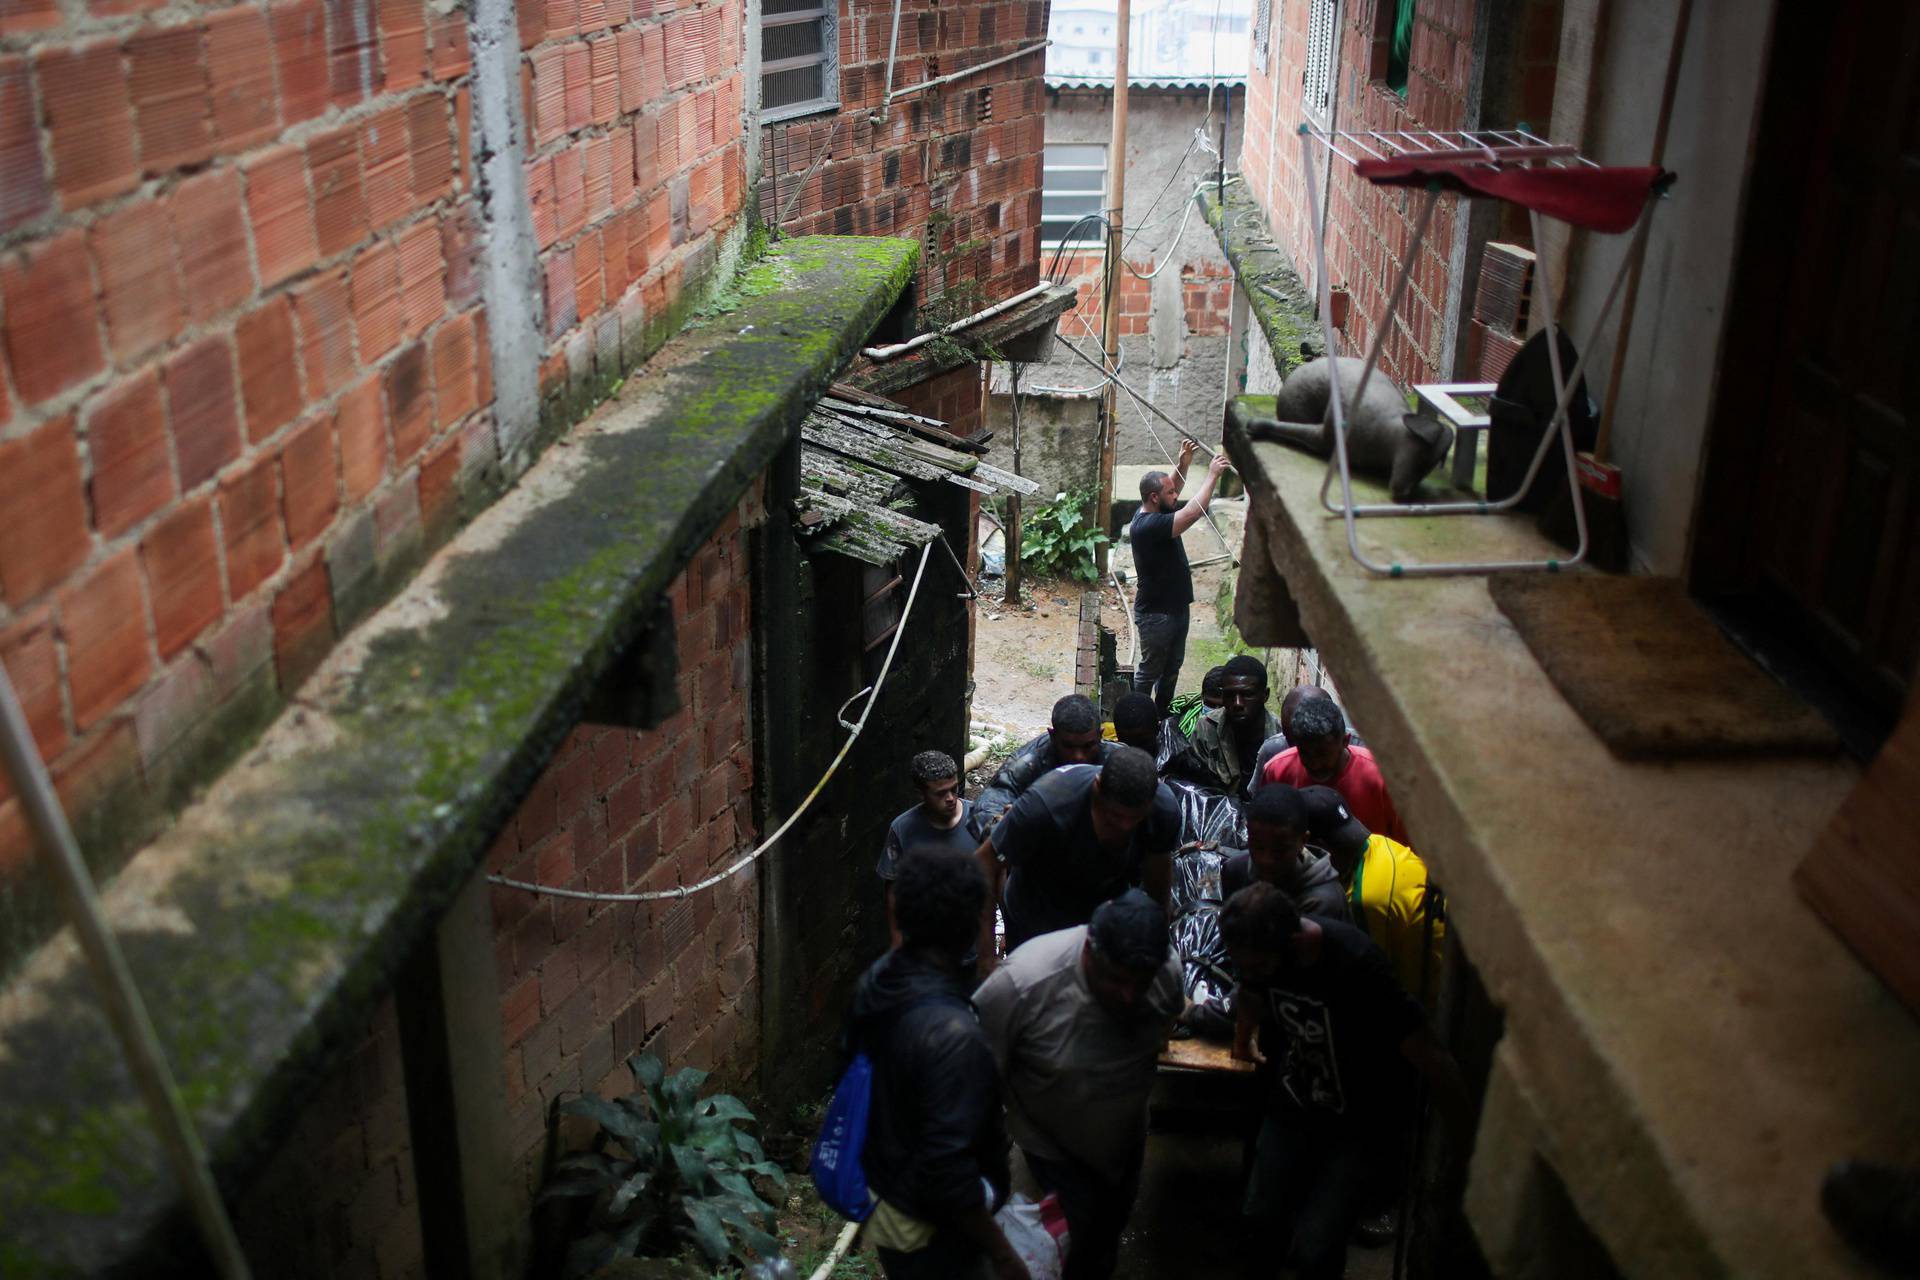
0,236,920,1274
1223,413,1920,1278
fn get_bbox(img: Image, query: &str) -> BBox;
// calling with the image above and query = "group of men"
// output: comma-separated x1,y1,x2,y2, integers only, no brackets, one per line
848,675,1458,1278
840,438,1459,1278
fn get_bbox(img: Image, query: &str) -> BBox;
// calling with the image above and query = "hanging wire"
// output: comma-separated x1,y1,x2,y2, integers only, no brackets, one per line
489,541,935,904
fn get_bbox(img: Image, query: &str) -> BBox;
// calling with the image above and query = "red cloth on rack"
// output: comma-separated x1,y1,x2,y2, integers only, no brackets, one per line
1354,160,1668,234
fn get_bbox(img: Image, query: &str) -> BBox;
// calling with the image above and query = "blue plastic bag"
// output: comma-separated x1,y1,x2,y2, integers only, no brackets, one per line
811,1050,877,1221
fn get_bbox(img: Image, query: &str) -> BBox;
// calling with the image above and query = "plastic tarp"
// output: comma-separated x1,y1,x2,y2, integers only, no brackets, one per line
1164,777,1247,851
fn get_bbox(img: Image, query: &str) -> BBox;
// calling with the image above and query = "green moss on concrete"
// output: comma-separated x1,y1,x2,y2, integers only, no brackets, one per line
1200,186,1324,380
0,236,920,1275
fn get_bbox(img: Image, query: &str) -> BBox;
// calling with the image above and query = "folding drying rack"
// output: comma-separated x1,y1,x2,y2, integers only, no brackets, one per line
1295,124,1672,576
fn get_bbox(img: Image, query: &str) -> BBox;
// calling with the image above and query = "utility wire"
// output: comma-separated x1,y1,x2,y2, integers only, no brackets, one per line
490,541,935,904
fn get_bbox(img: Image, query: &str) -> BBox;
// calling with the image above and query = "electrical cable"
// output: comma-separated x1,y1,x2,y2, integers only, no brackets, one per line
489,541,934,904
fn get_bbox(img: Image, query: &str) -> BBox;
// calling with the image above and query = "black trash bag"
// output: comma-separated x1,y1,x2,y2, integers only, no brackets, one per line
1170,906,1236,1042
1163,777,1248,849
1170,846,1226,918
1154,718,1185,772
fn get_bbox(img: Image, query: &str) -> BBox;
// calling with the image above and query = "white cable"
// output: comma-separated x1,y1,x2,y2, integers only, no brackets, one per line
489,541,935,904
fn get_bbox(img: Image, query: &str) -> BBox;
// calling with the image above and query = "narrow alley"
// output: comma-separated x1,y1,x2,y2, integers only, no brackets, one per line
1,0,1916,1277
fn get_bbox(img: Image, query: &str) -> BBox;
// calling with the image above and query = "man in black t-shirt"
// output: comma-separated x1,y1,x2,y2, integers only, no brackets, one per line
1129,440,1231,716
973,746,1179,974
1223,882,1467,1280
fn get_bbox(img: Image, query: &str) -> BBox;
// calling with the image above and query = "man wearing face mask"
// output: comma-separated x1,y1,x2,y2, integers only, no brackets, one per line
973,891,1184,1280
1129,439,1232,717
1168,655,1282,799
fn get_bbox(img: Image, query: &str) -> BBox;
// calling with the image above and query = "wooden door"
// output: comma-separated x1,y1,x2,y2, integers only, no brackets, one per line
1701,1,1920,733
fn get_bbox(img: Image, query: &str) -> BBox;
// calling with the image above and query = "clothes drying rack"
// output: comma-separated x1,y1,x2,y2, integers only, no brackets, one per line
1295,124,1672,576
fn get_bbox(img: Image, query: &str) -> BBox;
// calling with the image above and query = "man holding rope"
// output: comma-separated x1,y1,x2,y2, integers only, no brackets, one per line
1129,440,1231,717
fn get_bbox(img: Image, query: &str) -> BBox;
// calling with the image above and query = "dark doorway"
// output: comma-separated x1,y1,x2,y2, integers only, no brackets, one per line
1694,0,1920,755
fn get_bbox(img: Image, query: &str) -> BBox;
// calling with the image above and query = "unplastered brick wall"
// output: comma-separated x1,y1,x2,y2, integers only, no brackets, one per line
518,0,747,417
228,487,762,1270
1050,249,1151,339
486,487,761,1194
1242,0,1480,386
893,361,984,437
0,0,754,964
0,0,489,956
756,0,1047,311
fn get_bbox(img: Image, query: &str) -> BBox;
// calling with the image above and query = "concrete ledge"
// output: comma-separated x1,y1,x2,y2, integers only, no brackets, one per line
1223,403,1920,1278
0,236,920,1275
1199,185,1323,379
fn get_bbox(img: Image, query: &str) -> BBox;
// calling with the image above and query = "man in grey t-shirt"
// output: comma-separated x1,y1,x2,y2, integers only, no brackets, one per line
878,750,976,946
973,891,1183,1279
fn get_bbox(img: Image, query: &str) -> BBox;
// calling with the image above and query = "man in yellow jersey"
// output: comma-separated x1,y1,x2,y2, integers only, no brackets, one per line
1298,785,1444,1007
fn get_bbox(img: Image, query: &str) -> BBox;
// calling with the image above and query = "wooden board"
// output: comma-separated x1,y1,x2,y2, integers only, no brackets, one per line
1157,1036,1255,1074
1795,694,1920,1019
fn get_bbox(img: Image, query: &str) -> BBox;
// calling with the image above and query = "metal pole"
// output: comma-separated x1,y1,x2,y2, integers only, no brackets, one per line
1095,0,1131,574
0,668,251,1278
1006,366,1025,605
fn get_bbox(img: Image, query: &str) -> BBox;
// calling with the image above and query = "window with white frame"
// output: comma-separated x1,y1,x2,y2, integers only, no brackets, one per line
761,0,838,121
1303,0,1337,122
1041,143,1107,248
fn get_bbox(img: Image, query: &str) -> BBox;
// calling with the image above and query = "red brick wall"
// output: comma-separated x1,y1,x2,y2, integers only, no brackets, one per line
757,0,1047,319
487,488,761,1194
1242,0,1480,385
0,0,751,942
520,0,747,403
231,488,762,1270
1051,249,1151,341
893,361,985,438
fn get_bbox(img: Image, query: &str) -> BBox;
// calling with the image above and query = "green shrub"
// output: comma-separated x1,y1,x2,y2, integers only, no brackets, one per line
541,1052,786,1277
1020,486,1108,583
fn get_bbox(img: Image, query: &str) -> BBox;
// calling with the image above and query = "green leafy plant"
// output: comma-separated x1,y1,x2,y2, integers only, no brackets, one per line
1020,487,1108,583
542,1052,787,1277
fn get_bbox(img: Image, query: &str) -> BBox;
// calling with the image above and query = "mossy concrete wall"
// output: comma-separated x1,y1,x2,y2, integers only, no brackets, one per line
230,496,764,1275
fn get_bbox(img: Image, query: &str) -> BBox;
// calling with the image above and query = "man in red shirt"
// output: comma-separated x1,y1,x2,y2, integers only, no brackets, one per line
1260,697,1409,845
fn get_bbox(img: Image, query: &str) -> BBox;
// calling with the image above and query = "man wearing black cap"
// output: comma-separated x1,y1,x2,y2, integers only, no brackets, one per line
973,694,1114,838
973,891,1184,1280
1297,784,1444,1004
973,746,1178,974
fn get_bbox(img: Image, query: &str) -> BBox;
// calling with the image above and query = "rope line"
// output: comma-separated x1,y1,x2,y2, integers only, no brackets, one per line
488,541,935,904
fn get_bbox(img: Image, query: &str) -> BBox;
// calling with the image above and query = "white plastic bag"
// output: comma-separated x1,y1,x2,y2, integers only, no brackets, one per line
994,1192,1070,1280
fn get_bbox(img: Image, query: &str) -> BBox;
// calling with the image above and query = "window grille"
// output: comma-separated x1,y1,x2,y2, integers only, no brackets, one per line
1303,0,1337,122
1041,143,1108,248
761,0,839,122
1250,0,1271,73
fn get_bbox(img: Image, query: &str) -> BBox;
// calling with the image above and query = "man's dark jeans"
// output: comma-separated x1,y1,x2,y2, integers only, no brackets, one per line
1242,1109,1372,1280
1132,610,1189,718
1024,1144,1145,1280
875,1234,990,1279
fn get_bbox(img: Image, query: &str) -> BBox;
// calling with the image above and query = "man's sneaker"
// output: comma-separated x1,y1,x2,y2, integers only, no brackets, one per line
1352,1208,1397,1248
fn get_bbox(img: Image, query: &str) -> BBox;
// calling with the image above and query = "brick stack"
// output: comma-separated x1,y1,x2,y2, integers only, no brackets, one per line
520,0,746,403
1241,0,1489,387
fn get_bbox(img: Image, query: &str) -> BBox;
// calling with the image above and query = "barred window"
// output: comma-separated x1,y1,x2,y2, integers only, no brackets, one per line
1303,0,1337,122
761,0,839,122
1252,0,1273,73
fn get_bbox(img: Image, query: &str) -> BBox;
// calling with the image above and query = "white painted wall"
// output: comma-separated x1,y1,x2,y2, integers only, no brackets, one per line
1553,0,1776,576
